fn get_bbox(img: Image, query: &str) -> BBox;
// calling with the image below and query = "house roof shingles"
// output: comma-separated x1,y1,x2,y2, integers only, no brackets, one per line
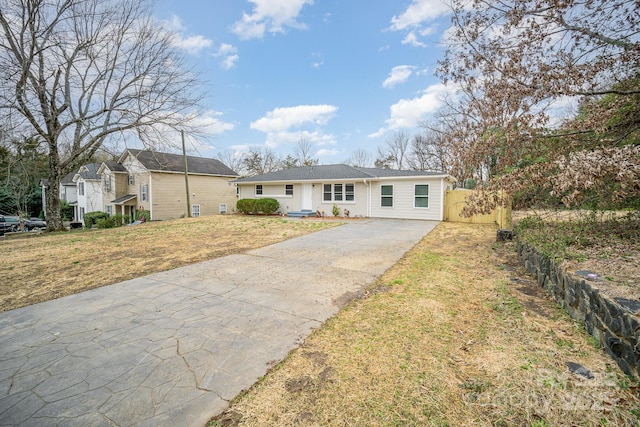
126,149,238,177
234,164,450,183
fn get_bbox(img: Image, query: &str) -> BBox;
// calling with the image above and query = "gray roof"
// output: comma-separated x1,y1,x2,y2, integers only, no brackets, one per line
76,163,101,181
235,164,449,183
103,161,127,173
125,149,238,177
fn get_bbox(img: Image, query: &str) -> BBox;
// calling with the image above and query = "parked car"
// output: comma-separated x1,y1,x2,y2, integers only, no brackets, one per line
25,217,46,231
0,216,20,235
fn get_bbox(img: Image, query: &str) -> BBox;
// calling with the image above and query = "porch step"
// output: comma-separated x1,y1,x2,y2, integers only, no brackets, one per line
287,210,317,218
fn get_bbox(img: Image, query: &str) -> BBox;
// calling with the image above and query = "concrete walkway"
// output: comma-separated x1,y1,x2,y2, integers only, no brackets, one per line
0,219,437,426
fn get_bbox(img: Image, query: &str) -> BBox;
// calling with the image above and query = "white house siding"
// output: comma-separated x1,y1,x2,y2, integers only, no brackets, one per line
76,178,104,222
369,178,444,221
237,181,370,217
314,181,369,217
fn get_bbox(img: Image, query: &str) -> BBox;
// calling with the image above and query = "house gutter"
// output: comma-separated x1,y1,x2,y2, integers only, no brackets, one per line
363,179,371,217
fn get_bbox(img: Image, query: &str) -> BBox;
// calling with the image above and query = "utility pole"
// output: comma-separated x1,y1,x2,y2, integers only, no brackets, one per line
182,130,191,217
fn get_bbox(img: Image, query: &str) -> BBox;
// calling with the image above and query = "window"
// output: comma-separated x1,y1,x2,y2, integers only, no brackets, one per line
191,204,200,217
79,207,85,219
415,184,429,208
285,184,293,196
78,182,84,196
381,185,393,207
256,184,263,195
128,175,135,185
219,203,227,214
104,176,112,192
334,184,343,201
140,184,148,202
345,184,355,201
323,184,332,201
106,205,113,216
323,183,355,202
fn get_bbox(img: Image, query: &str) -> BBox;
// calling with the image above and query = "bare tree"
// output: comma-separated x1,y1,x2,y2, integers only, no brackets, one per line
294,139,318,166
242,146,281,176
216,149,246,175
376,131,410,169
407,129,451,172
0,0,204,230
437,0,640,213
345,148,372,167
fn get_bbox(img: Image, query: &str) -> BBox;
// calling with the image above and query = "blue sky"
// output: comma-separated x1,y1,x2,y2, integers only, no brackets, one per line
152,0,454,164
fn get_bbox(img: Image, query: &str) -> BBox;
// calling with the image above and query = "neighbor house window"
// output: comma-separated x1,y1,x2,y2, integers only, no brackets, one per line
78,182,84,196
104,176,112,192
191,204,200,217
106,205,113,216
381,185,393,207
285,184,293,196
80,207,85,218
256,184,263,195
415,184,429,208
322,183,355,202
128,175,135,185
140,184,148,202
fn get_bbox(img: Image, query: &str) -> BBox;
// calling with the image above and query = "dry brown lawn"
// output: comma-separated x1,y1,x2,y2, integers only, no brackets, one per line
210,222,640,426
0,215,337,312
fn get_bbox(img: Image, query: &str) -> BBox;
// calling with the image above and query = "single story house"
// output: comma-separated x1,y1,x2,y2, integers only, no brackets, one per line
234,164,456,221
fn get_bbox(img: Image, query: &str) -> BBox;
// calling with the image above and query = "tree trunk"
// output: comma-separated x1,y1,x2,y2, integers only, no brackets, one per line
46,144,65,232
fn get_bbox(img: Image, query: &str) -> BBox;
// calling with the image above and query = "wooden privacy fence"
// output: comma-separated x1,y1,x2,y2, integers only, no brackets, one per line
444,189,512,229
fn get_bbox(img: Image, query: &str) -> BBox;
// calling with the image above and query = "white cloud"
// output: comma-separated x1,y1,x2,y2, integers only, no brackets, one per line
390,0,451,31
389,0,450,48
166,15,213,55
369,83,452,138
383,65,415,88
195,110,235,135
401,32,426,47
251,104,336,133
174,35,213,55
250,104,337,147
231,0,314,40
214,43,240,70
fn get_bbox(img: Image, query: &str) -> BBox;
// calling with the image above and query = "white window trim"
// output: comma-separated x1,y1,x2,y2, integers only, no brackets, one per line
414,184,430,209
255,184,263,196
191,204,201,217
140,184,149,202
322,182,356,204
380,184,394,208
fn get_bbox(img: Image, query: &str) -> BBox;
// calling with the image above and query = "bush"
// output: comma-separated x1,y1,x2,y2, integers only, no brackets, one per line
83,211,108,228
112,214,127,227
96,217,115,229
135,210,150,222
258,198,279,215
236,198,279,215
60,199,74,221
332,204,340,216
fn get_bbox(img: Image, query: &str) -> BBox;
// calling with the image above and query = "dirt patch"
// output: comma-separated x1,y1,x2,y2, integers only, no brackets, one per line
0,215,337,312
209,222,640,427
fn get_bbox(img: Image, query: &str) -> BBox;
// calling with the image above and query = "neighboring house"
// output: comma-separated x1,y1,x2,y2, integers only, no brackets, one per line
103,149,239,221
73,163,104,222
40,169,90,221
234,164,456,221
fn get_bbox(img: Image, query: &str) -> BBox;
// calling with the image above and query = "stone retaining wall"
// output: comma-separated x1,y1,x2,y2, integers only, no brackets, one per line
517,241,640,379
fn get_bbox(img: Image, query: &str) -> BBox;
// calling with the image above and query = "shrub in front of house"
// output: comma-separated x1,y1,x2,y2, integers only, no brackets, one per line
236,198,279,215
84,211,108,228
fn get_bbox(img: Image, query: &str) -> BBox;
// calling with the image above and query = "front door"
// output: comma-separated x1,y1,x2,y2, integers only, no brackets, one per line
302,184,313,210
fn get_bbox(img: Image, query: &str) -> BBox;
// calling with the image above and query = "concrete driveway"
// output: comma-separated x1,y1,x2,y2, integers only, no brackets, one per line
0,219,438,426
